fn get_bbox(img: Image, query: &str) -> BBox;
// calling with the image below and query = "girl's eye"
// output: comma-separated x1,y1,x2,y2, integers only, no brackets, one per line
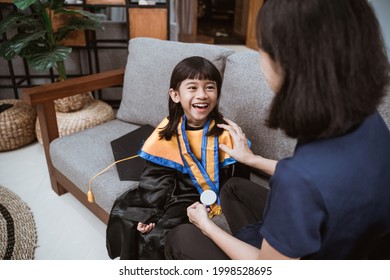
206,85,216,90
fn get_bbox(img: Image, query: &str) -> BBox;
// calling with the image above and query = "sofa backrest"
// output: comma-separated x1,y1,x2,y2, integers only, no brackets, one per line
219,51,296,160
117,37,234,127
117,38,296,161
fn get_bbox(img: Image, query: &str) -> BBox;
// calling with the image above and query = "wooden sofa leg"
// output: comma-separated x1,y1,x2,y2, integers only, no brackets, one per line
47,162,68,195
51,180,67,195
41,140,68,195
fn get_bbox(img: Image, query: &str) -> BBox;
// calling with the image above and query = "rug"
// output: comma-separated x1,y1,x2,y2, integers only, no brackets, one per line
0,185,37,260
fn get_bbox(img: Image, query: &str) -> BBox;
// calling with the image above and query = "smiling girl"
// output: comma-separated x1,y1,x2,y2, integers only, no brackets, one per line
106,56,248,260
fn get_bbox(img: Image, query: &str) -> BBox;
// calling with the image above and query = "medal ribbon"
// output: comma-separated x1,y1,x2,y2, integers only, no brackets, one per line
177,116,222,218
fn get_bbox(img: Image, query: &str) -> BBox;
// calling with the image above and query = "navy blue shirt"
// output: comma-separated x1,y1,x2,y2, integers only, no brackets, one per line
259,111,390,259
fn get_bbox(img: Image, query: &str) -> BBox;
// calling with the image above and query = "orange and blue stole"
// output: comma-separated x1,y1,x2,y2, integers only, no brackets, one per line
139,116,236,217
177,116,222,217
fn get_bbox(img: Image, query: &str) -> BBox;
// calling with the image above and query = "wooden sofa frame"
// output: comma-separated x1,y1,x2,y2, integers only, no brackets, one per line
22,69,125,224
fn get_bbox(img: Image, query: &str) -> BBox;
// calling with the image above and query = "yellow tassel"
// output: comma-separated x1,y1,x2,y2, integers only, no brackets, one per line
87,155,139,204
87,190,94,203
208,204,222,218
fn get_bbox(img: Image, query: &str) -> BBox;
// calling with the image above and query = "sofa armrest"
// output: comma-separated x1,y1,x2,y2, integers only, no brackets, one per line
22,68,125,105
20,69,124,195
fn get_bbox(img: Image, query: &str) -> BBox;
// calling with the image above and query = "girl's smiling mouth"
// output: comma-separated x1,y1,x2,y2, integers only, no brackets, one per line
192,103,209,110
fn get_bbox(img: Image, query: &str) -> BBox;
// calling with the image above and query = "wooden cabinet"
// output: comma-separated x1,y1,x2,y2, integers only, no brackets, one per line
51,7,86,47
128,8,168,40
245,0,264,50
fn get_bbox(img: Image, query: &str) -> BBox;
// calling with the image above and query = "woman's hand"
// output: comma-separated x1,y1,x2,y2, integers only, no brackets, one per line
137,222,155,234
217,118,255,166
187,202,214,235
218,118,277,175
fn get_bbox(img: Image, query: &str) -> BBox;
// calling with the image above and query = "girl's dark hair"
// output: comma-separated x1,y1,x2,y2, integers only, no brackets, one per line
257,0,389,141
159,56,225,140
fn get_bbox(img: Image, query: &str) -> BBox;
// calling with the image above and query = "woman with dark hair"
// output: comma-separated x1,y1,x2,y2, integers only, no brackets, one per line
165,0,390,260
106,56,248,259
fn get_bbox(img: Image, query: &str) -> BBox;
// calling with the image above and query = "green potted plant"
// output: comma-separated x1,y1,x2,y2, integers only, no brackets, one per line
0,0,103,81
0,0,104,112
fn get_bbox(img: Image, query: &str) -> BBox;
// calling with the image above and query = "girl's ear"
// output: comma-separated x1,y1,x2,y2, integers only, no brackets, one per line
169,89,180,103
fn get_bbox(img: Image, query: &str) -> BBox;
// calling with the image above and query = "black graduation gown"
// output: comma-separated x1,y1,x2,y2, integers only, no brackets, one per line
106,160,248,260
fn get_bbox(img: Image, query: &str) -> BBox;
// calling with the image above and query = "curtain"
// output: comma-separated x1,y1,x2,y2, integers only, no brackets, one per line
175,0,196,35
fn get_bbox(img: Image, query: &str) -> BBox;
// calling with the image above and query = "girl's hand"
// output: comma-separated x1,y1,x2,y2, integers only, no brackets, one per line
187,202,213,234
217,118,255,166
137,222,155,234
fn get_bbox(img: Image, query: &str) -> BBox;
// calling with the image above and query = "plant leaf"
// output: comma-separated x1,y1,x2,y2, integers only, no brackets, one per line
49,0,66,10
54,8,101,21
55,17,103,40
13,0,38,10
0,31,46,59
0,41,17,60
0,12,33,34
18,19,45,33
19,41,43,57
27,46,71,72
31,0,50,11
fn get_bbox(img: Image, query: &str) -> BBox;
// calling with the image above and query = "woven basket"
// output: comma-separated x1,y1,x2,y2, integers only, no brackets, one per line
0,99,37,152
54,92,93,113
36,99,115,144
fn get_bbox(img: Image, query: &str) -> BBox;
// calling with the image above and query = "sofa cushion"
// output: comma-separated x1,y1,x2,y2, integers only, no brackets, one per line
50,119,142,213
219,51,296,160
116,37,234,127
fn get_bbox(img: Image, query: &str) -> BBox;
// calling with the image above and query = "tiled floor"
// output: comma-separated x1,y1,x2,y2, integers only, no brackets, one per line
0,142,110,260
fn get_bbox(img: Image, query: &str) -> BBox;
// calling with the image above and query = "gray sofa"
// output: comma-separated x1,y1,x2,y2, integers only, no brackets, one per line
22,37,390,224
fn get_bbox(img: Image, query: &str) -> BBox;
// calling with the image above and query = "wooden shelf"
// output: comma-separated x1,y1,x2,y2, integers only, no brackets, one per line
128,7,168,40
51,7,87,47
246,0,264,50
